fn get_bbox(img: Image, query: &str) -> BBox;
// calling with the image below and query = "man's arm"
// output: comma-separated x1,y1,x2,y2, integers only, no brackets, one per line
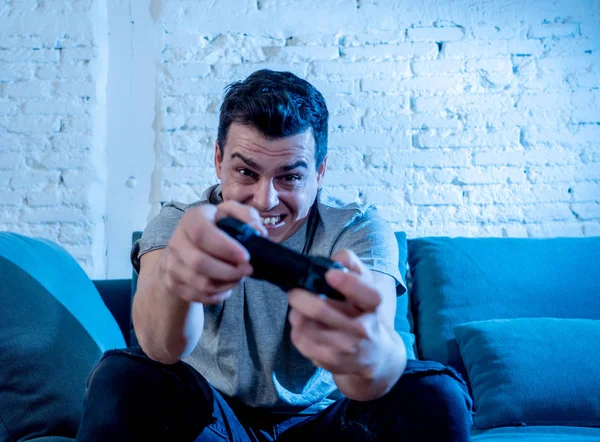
132,249,205,364
288,250,408,402
132,202,267,365
331,271,407,401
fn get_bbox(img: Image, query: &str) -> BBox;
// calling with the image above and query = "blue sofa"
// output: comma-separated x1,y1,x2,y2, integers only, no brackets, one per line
1,230,599,441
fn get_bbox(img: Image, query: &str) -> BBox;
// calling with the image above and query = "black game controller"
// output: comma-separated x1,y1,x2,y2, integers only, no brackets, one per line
216,217,346,300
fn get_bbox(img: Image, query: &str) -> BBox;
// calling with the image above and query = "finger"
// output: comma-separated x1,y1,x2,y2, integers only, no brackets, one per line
182,206,251,265
166,257,244,302
288,289,368,338
290,327,353,374
201,286,236,305
289,309,359,355
178,246,253,282
325,269,381,313
330,249,369,277
215,200,268,237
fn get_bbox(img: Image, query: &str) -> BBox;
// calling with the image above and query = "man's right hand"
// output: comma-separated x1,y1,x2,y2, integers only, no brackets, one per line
158,200,267,305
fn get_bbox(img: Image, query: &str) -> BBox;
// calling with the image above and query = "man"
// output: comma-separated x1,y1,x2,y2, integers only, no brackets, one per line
76,70,472,441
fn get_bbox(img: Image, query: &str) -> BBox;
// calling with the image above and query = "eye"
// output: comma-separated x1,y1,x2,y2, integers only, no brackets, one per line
238,168,258,179
281,174,301,182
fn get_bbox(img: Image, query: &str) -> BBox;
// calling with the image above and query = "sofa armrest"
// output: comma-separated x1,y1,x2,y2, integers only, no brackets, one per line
92,279,132,347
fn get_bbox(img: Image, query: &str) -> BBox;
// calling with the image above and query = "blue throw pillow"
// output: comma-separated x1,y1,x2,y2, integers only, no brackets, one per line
0,232,126,440
454,318,600,430
407,236,600,378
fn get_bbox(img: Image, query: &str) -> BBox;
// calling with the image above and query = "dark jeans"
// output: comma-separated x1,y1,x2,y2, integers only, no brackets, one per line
75,347,473,442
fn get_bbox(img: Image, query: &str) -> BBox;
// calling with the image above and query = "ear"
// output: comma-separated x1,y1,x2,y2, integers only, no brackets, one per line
214,141,223,180
316,156,327,188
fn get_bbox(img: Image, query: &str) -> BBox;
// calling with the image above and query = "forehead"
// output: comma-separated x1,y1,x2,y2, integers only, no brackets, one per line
225,123,315,164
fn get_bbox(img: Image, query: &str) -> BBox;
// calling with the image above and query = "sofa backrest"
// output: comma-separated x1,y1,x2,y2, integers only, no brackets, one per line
407,236,600,379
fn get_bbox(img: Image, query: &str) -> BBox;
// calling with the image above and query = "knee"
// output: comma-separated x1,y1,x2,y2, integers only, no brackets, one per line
85,350,158,400
415,374,473,423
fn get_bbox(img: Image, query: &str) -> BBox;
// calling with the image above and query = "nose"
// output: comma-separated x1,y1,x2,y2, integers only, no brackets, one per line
254,179,279,211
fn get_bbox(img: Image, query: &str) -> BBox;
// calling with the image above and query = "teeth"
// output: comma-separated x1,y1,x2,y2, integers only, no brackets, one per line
261,216,281,226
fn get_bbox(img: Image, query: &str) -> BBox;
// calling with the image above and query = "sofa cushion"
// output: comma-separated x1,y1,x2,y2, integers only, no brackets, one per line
0,232,126,440
393,231,416,359
470,425,600,441
407,236,600,377
455,318,600,429
0,232,126,351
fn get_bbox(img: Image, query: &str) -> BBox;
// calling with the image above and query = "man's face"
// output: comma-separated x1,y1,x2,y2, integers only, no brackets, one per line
215,122,326,243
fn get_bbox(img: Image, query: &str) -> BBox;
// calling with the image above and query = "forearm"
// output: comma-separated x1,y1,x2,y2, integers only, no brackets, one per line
333,329,407,402
132,258,204,364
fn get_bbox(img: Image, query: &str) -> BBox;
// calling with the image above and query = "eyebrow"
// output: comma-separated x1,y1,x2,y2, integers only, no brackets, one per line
231,153,308,173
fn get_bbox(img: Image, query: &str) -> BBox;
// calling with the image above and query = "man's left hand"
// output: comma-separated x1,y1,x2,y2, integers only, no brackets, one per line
287,249,406,400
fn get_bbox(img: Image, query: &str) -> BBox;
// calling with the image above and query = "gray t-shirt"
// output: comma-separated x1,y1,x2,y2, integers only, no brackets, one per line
131,184,404,413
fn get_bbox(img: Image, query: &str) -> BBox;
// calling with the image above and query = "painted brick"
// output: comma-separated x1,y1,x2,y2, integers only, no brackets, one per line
61,169,93,187
0,100,18,114
308,79,355,95
571,202,600,220
59,224,93,244
411,113,463,130
583,222,600,236
454,167,527,184
527,222,585,237
411,59,464,76
4,82,51,98
311,60,410,78
0,171,11,187
0,116,61,133
165,62,212,79
0,206,20,223
414,94,514,113
521,204,575,222
528,23,579,39
0,152,23,169
61,47,96,62
525,164,600,184
0,63,35,82
10,171,60,189
24,99,85,114
55,81,96,98
36,62,91,80
361,76,462,93
542,38,597,57
264,46,339,63
0,134,51,152
444,40,508,57
407,27,464,42
472,24,527,40
25,190,61,207
467,184,571,204
342,42,438,61
466,58,513,75
409,185,463,205
0,190,24,205
21,206,87,223
508,39,544,56
212,62,308,80
415,127,520,149
0,48,59,63
572,182,600,202
50,133,93,150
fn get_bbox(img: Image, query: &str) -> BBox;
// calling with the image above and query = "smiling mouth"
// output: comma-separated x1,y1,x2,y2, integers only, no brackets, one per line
260,214,286,227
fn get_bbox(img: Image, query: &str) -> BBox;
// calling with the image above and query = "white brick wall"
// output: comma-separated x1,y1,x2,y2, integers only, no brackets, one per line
1,0,599,278
156,0,600,240
0,0,107,276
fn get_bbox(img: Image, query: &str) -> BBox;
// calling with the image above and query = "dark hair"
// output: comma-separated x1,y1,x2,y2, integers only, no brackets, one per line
217,69,329,168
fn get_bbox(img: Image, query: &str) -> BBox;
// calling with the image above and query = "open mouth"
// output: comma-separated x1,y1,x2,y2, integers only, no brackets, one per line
260,214,286,228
